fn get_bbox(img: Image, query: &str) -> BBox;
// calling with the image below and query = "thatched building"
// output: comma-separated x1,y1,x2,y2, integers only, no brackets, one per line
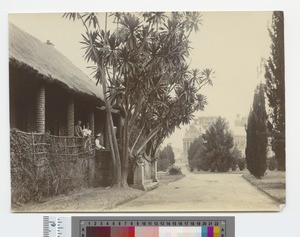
9,23,114,137
9,23,119,206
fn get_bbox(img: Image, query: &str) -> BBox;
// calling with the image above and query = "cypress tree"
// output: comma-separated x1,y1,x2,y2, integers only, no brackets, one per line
246,84,268,178
264,11,285,171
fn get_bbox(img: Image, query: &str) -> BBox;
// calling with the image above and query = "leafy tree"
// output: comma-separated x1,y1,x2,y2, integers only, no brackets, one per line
202,117,234,172
264,11,285,171
231,146,242,160
246,84,268,178
157,144,175,171
187,136,204,171
230,146,242,171
63,12,213,187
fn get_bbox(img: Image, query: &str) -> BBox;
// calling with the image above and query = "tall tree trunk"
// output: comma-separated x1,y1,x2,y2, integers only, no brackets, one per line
106,109,122,186
101,13,122,187
106,114,117,186
121,115,129,187
78,13,122,187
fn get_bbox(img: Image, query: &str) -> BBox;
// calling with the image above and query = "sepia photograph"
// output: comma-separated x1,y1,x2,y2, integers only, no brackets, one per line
9,11,285,212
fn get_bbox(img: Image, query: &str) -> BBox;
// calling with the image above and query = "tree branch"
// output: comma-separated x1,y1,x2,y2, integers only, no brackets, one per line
130,124,145,154
136,125,161,155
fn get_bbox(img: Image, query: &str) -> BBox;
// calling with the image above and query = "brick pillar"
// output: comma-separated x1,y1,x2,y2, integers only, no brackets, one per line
36,84,45,133
67,96,74,136
88,109,95,136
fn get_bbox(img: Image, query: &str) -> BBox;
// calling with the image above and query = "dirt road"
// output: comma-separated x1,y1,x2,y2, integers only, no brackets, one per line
111,169,280,212
14,166,281,212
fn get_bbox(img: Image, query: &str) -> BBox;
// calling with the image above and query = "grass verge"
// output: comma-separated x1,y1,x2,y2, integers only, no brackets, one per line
13,173,185,212
242,170,286,204
158,172,185,185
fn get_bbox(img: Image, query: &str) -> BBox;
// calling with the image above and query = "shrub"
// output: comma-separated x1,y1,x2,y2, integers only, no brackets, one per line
237,158,246,171
267,157,278,171
168,165,182,175
157,145,175,171
231,158,237,171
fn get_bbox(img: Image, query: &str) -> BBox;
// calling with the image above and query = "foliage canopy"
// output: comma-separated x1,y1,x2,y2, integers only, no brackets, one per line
64,12,214,186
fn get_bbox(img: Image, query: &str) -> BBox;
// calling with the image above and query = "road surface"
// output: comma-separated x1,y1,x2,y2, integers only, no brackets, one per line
111,167,280,212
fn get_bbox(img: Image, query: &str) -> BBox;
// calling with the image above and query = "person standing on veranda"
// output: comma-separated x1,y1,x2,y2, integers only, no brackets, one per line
74,120,84,137
95,133,105,150
83,123,92,151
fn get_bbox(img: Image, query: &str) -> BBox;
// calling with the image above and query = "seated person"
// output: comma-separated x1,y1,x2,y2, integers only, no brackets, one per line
95,133,105,150
83,123,92,137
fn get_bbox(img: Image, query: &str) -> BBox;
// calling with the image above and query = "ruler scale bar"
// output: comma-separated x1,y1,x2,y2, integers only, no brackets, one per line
43,216,50,237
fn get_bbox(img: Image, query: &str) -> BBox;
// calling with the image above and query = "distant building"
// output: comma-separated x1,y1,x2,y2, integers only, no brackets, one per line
194,116,219,132
232,114,247,157
182,115,247,158
267,137,275,158
182,116,218,155
183,125,200,154
234,114,247,127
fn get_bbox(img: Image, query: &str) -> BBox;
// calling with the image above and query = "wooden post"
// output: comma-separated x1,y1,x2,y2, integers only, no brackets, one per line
36,84,45,133
88,109,95,136
32,133,35,162
104,114,109,149
67,95,74,136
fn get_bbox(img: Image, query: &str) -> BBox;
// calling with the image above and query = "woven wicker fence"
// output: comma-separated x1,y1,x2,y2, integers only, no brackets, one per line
10,129,96,205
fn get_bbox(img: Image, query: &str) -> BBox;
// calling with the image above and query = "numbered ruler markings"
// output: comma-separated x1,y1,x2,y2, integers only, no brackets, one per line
80,220,226,227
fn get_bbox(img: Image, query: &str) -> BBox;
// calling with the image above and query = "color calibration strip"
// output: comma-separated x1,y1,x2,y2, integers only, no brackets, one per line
77,218,231,237
85,226,222,237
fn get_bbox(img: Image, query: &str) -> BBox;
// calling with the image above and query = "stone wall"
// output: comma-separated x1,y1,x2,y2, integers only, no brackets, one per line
94,150,112,187
143,158,152,180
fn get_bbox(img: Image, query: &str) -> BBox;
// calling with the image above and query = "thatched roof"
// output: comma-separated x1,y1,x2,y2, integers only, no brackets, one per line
9,23,103,100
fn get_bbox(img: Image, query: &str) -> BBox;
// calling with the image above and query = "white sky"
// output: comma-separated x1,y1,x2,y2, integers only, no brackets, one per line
9,12,273,150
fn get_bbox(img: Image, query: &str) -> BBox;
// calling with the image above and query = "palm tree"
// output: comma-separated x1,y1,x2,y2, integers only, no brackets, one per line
64,11,214,187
